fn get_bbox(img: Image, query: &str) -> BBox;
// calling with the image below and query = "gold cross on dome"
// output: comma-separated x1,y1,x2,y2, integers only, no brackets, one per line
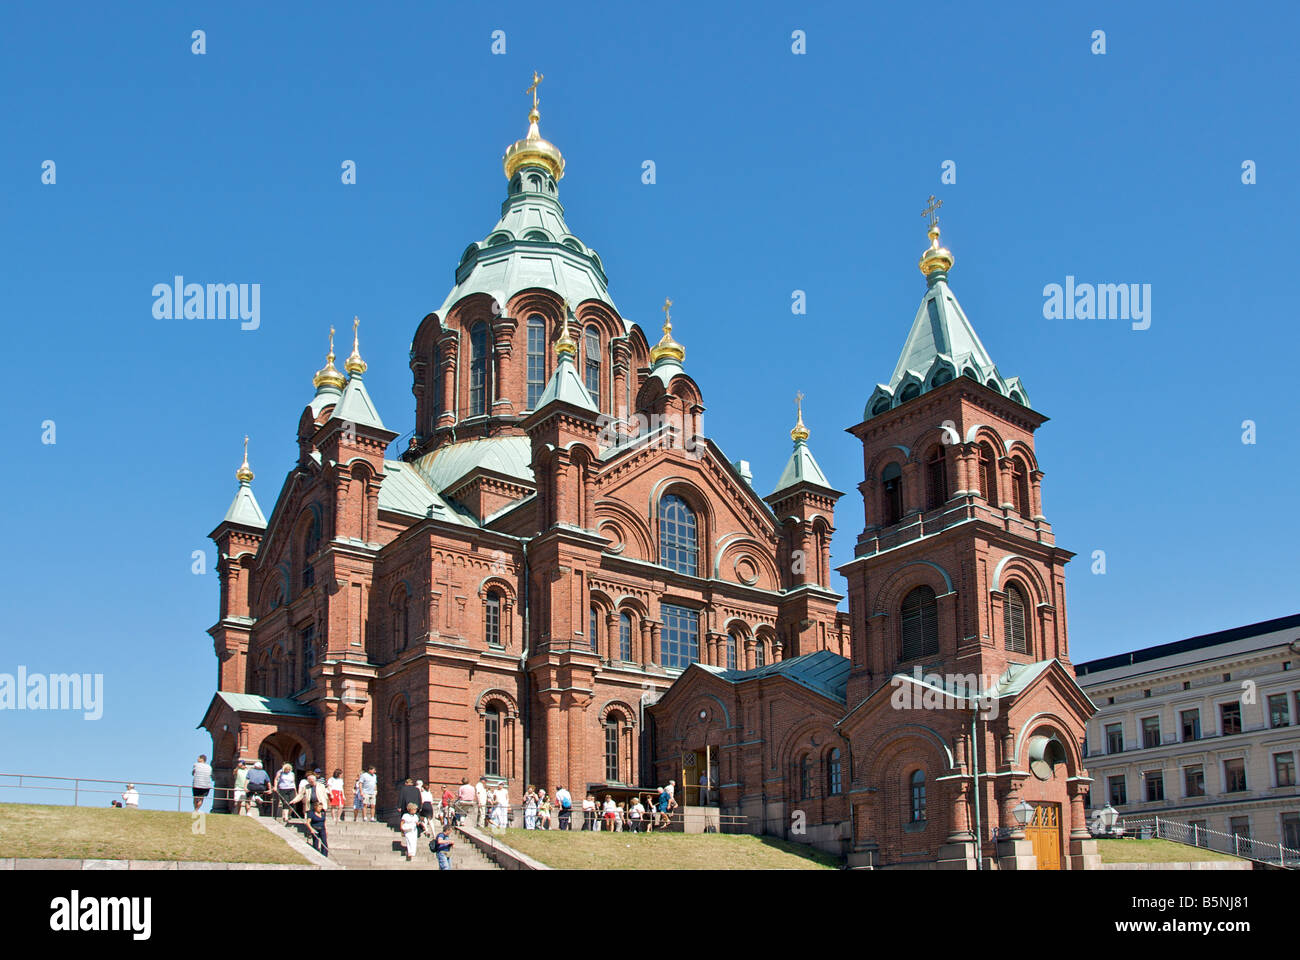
922,194,943,226
527,71,544,109
662,297,673,330
795,391,804,418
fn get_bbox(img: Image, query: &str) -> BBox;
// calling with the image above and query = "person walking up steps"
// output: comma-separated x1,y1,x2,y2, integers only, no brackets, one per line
433,824,454,870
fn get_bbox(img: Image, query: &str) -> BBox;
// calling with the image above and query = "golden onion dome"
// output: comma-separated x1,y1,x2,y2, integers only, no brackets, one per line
649,296,685,365
919,220,954,277
556,304,577,358
236,436,254,483
791,392,810,443
313,326,347,391
503,73,565,182
344,316,367,376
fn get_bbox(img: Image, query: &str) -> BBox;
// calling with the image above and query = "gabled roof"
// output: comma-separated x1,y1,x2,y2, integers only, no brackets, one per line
221,481,267,529
770,438,833,496
204,691,318,722
535,354,597,412
709,649,850,705
332,374,386,430
377,460,478,526
410,436,535,492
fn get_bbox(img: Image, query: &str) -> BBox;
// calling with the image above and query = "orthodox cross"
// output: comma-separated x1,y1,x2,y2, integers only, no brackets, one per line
527,71,543,109
922,194,943,227
328,326,335,354
435,569,463,630
662,296,673,332
795,391,804,420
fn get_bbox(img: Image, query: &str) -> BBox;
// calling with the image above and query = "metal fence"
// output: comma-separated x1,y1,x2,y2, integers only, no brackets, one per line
458,801,749,835
1119,815,1299,868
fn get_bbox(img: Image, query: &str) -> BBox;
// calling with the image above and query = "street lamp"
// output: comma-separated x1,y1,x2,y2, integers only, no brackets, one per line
1099,803,1119,835
1012,799,1035,830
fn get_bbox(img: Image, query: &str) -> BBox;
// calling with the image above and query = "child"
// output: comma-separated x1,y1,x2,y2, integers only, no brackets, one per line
433,825,454,870
352,776,364,822
400,803,420,861
309,801,329,857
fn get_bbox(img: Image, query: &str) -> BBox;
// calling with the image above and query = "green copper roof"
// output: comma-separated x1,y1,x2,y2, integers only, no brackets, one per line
410,436,535,491
770,438,832,496
309,382,342,418
212,691,317,719
866,276,1031,418
710,649,849,704
535,353,597,412
222,480,267,528
331,373,386,430
378,460,478,526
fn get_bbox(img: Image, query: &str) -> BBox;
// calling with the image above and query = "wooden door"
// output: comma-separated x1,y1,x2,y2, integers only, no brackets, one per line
1026,802,1062,870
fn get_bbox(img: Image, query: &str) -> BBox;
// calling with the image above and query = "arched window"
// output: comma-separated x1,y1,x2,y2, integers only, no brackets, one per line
589,605,600,653
659,494,698,576
900,585,939,661
605,717,620,782
584,324,601,408
881,463,903,526
979,444,998,505
755,638,766,667
301,511,321,590
925,445,948,510
469,321,490,416
910,770,927,822
726,631,738,670
299,624,315,691
526,315,546,409
800,755,812,799
619,613,633,661
1004,582,1029,655
485,590,502,647
827,748,843,796
1012,459,1031,516
483,707,501,777
872,396,892,416
900,382,921,402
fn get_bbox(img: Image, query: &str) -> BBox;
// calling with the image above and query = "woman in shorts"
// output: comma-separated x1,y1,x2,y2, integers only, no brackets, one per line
327,768,345,824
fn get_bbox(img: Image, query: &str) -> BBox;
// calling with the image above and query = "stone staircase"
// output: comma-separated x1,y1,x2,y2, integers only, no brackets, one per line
311,819,500,870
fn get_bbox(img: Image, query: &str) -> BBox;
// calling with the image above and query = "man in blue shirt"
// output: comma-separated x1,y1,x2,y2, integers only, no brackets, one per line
555,785,573,830
433,827,454,870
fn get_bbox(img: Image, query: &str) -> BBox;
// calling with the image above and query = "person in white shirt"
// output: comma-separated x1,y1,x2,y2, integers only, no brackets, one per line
475,777,488,828
121,784,139,808
492,784,509,829
359,766,378,822
630,797,645,833
399,803,420,861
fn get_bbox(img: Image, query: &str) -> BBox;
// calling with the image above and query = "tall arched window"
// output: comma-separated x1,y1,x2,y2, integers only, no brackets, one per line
980,444,998,505
726,631,738,670
800,755,812,799
584,324,601,408
910,770,927,822
485,590,502,647
1012,459,1031,516
619,613,633,661
483,708,500,777
755,638,766,667
469,321,490,416
1004,582,1029,655
589,605,600,653
925,445,948,510
659,494,699,576
900,585,939,661
827,748,843,796
881,463,903,526
605,717,620,782
526,316,546,409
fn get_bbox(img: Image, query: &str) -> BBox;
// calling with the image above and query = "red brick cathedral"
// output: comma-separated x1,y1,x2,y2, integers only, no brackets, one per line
201,85,1097,869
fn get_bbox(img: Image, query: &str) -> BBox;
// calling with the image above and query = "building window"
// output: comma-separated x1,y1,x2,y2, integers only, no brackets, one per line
1003,583,1029,655
1180,709,1201,742
619,613,633,661
526,316,546,409
800,755,812,799
1012,459,1031,516
1269,693,1291,728
1141,716,1161,749
301,512,321,590
1220,701,1242,736
979,444,998,504
484,590,502,647
755,639,766,667
484,708,501,777
925,446,947,510
827,748,842,796
1283,813,1300,850
1275,752,1296,788
589,605,600,653
605,719,620,782
726,632,738,670
1107,775,1127,806
909,770,926,822
1144,770,1164,802
584,324,601,409
900,585,939,661
1105,722,1124,754
299,625,315,692
1229,816,1251,839
469,321,490,416
881,462,903,526
658,494,699,576
660,603,700,669
1224,758,1247,793
1184,765,1205,798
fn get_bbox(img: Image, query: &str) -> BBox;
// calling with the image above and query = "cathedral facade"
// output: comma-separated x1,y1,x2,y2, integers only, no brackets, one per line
201,86,1096,869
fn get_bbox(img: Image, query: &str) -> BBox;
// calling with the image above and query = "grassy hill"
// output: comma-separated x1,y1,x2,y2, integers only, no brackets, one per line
0,803,309,864
1096,838,1244,864
489,828,840,869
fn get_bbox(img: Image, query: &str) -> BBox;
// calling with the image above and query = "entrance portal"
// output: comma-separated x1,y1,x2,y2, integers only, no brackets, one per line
1026,802,1062,870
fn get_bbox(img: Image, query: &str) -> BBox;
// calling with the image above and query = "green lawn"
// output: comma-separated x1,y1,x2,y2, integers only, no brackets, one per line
0,803,309,864
1097,838,1243,864
489,828,841,870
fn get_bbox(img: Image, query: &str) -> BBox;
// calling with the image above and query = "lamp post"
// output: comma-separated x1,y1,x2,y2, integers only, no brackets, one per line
1012,799,1035,836
1098,803,1119,836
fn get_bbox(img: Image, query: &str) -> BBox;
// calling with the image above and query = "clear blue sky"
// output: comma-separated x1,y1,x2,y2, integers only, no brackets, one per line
2,1,1296,805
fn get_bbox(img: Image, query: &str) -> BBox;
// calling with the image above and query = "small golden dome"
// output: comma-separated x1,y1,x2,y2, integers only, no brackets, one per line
503,72,565,182
649,297,685,365
919,221,954,277
556,303,577,358
313,326,346,391
791,392,810,443
236,436,254,483
344,316,367,376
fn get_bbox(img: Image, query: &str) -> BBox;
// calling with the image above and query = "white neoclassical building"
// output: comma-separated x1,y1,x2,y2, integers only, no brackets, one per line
1075,613,1300,850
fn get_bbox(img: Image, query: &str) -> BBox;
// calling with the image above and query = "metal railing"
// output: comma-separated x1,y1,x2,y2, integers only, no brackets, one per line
1119,815,1299,868
462,801,749,835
